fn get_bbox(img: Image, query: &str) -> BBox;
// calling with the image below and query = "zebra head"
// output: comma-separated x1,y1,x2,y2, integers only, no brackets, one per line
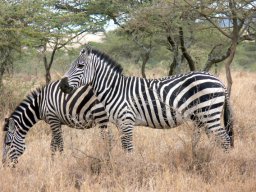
2,118,25,166
60,46,94,94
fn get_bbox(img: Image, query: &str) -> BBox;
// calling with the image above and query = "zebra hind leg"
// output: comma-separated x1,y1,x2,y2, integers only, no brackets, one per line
192,126,202,154
190,116,204,156
192,114,231,151
204,119,231,151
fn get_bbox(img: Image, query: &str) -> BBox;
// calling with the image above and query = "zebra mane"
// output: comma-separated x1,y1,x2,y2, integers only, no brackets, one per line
89,48,123,74
30,88,42,98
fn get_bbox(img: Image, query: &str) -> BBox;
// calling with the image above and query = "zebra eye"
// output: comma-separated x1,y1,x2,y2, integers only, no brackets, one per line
80,49,86,54
77,63,84,69
4,137,12,146
5,141,11,146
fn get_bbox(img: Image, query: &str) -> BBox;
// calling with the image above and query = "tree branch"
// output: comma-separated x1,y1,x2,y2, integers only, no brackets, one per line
204,44,231,71
55,3,87,13
179,27,195,71
56,30,88,50
183,0,232,39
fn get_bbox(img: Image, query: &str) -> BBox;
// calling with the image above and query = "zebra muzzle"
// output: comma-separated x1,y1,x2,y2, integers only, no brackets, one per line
59,77,74,94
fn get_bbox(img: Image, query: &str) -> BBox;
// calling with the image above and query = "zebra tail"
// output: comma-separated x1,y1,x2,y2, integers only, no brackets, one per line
224,92,234,147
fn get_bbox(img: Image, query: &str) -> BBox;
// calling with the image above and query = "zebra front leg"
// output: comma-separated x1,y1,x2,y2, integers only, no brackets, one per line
50,121,63,155
118,119,134,152
91,104,113,149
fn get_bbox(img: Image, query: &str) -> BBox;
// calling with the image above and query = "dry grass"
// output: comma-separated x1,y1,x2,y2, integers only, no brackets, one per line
1,71,256,192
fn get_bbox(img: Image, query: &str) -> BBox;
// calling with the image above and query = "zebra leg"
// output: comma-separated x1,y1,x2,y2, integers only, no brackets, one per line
49,121,63,155
192,126,202,152
118,118,134,152
99,126,113,148
210,126,231,150
91,104,113,149
203,118,231,150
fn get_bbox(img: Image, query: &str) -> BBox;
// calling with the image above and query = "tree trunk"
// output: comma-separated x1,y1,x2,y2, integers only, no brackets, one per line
141,52,150,78
166,34,180,76
179,27,196,71
43,54,51,84
225,42,237,96
42,43,57,84
169,57,177,76
224,0,239,96
0,66,4,89
45,67,51,84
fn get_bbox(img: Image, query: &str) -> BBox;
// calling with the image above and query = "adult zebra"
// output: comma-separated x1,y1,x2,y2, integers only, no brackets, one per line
2,80,109,166
60,47,234,152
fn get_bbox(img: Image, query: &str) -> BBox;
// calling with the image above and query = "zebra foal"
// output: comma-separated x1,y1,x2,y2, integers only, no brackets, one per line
60,47,234,152
2,80,109,166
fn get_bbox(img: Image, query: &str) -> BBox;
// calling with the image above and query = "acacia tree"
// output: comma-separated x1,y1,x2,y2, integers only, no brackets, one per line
122,1,236,75
0,0,106,84
23,0,106,83
53,0,256,88
184,0,256,95
0,1,26,87
56,0,155,78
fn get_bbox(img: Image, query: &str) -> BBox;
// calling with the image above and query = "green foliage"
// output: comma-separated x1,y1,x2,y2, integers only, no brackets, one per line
0,1,26,86
2,0,256,82
234,42,256,71
13,47,79,75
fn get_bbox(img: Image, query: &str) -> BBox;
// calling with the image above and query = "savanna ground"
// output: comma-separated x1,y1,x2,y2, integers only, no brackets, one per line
0,70,256,192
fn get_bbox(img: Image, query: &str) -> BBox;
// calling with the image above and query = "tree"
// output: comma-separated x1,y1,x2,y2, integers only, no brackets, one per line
99,1,229,75
55,0,155,78
0,1,26,87
48,0,256,90
25,0,106,83
123,1,234,75
184,0,256,95
0,0,106,84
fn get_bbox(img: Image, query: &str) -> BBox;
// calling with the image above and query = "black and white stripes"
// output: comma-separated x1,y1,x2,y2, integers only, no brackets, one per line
60,47,233,151
2,80,109,165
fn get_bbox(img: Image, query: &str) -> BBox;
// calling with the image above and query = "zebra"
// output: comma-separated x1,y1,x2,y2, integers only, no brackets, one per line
2,80,110,166
60,47,234,152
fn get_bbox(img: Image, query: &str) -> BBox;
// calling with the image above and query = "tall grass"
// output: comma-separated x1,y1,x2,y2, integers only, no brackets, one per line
0,71,256,192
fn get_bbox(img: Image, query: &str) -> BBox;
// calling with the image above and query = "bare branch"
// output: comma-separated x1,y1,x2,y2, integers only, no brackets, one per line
183,0,232,39
179,27,195,71
56,30,88,49
55,3,87,13
204,44,231,71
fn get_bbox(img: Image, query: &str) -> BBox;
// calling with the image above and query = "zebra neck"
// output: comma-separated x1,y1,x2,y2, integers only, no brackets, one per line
11,94,41,136
92,70,124,104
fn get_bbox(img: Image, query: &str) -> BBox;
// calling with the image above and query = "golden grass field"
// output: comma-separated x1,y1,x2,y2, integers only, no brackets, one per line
0,71,256,192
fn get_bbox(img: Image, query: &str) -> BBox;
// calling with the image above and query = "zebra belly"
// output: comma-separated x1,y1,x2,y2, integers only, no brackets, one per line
64,119,94,129
52,112,95,129
134,109,184,129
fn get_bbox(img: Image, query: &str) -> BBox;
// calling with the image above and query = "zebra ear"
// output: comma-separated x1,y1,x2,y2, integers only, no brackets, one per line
85,44,92,53
8,118,15,133
3,118,9,131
